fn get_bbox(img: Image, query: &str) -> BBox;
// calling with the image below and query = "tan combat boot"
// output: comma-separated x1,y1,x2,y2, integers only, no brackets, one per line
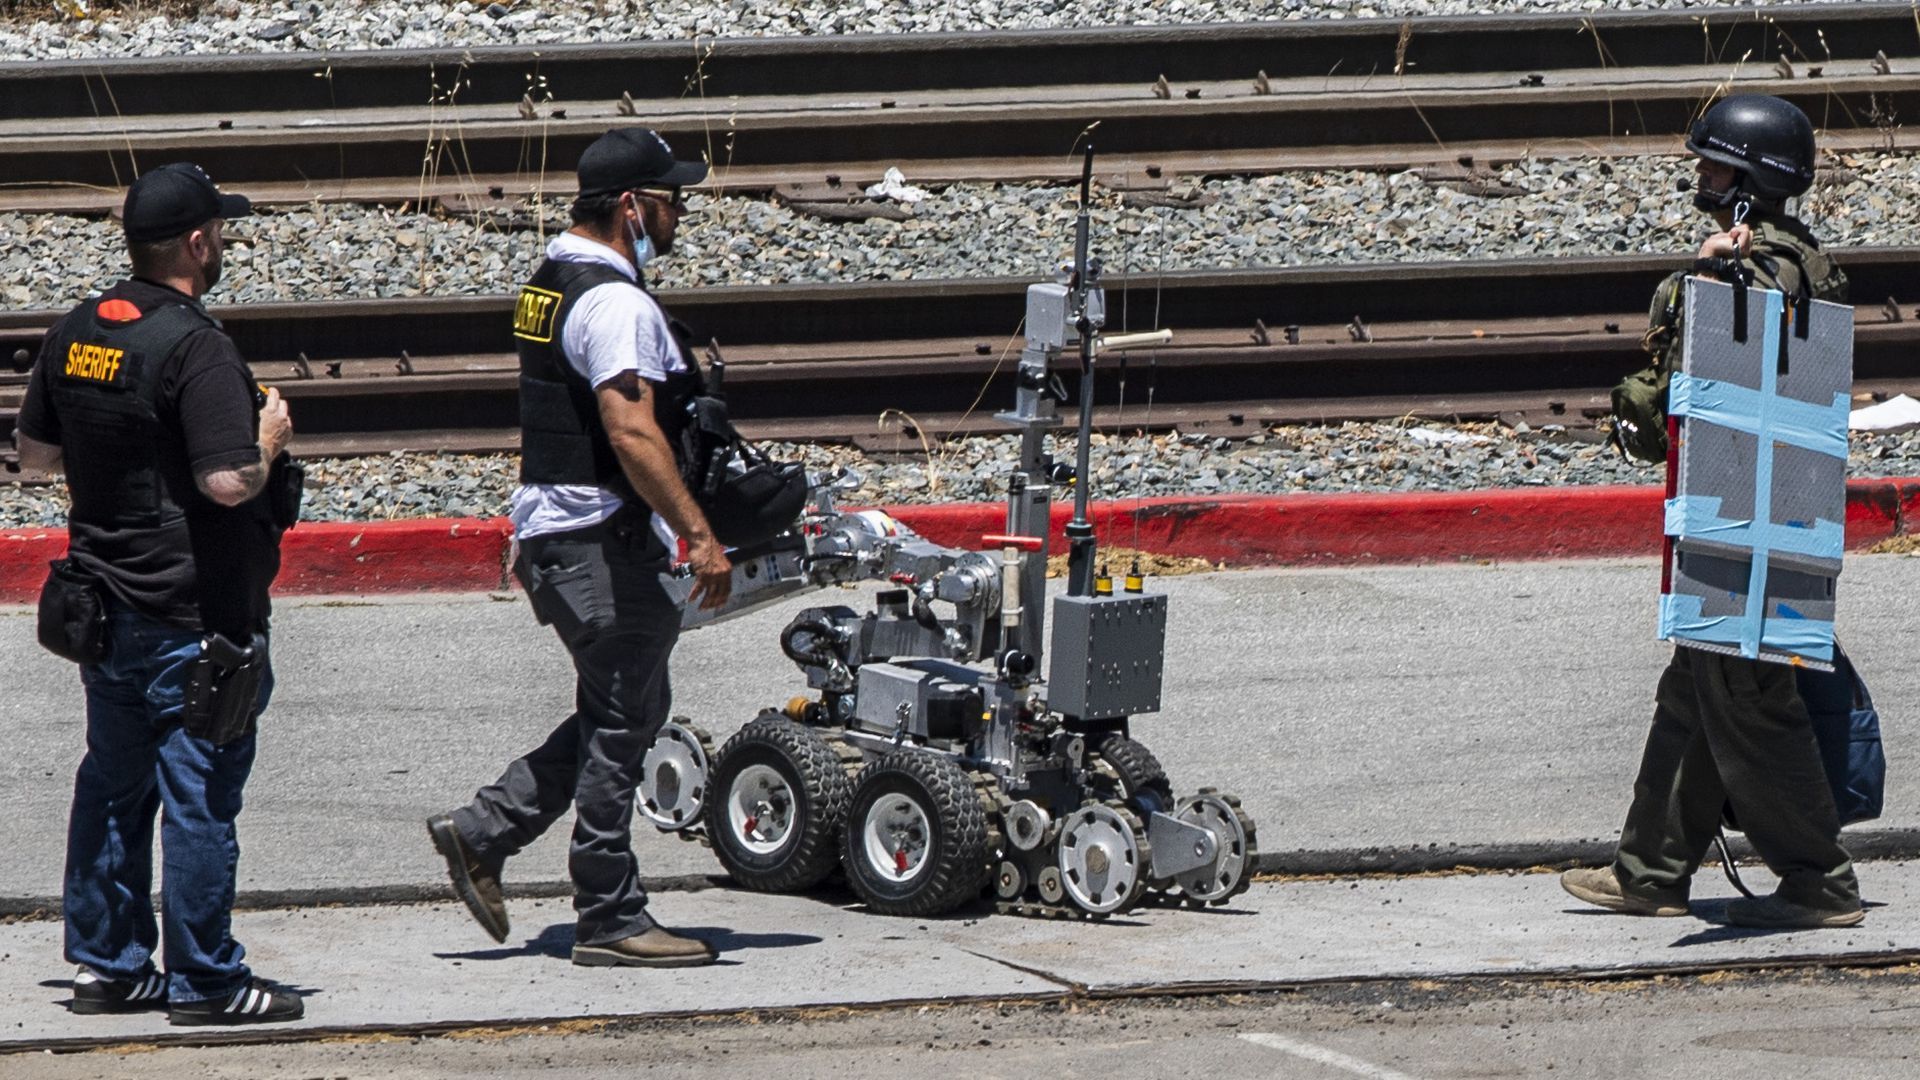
1560,866,1689,917
1726,893,1864,929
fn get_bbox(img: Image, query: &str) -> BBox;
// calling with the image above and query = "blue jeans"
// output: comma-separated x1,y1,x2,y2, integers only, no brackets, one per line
63,607,272,1003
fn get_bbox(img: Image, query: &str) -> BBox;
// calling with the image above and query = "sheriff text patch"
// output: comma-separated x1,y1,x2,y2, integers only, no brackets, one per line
64,342,126,385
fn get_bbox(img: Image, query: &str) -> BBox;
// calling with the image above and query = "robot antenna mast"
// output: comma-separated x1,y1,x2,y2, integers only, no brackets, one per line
1063,146,1100,598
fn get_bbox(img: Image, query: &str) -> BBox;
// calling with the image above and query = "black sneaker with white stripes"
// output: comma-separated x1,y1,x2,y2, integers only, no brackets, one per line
69,966,168,1015
167,978,305,1026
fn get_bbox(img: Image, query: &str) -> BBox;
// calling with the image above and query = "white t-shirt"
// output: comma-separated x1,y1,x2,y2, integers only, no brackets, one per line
509,232,689,550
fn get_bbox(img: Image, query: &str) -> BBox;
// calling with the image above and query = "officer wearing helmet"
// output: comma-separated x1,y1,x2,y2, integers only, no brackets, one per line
1609,94,1848,461
1566,95,1862,929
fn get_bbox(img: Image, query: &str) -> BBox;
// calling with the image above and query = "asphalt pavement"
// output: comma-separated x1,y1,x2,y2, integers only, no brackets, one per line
3,555,1917,906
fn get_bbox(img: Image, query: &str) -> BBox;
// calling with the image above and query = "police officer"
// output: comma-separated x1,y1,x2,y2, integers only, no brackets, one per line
15,163,304,1022
1564,95,1861,929
428,128,730,967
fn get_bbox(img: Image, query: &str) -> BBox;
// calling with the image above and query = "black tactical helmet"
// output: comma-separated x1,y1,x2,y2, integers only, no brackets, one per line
1686,94,1817,208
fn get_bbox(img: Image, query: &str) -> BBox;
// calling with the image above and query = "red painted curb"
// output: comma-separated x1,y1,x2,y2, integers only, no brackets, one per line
0,529,67,604
891,480,1910,566
1902,481,1920,539
1847,480,1905,548
893,487,1669,565
0,519,513,604
0,481,1910,602
278,518,513,595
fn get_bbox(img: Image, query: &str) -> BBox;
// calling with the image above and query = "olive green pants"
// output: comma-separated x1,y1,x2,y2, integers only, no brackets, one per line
1613,646,1859,911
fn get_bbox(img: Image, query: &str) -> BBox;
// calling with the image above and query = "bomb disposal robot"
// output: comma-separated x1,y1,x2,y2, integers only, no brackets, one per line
639,153,1256,918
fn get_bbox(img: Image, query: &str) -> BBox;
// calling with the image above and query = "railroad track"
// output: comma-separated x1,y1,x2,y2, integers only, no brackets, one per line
5,4,1920,212
5,8,1920,467
5,247,1920,463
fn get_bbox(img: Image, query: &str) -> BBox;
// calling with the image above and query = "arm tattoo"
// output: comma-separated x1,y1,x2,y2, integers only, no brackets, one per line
195,458,271,505
603,371,648,403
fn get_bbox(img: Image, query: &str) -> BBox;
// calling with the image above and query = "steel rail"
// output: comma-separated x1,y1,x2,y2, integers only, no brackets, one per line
2,4,1918,197
11,247,1919,355
9,67,1920,192
7,5,1915,120
4,250,1919,458
10,124,1920,219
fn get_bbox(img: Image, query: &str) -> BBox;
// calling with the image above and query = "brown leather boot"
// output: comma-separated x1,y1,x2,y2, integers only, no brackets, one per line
572,925,718,968
427,814,509,943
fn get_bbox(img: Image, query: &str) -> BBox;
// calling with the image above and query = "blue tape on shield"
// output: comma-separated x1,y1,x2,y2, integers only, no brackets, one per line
1663,286,1847,661
1659,592,1836,663
1665,495,1843,561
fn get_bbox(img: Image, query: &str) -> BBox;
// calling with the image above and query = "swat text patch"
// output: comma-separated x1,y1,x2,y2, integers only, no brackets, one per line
513,286,563,344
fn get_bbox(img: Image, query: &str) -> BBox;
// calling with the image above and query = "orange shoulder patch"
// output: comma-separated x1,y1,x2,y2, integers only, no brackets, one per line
96,298,143,323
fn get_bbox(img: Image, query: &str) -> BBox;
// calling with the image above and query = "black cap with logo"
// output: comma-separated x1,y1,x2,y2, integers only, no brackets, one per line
122,163,253,243
576,128,709,197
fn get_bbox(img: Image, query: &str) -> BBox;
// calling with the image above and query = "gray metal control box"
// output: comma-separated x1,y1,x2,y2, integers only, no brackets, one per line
854,660,988,742
1024,281,1105,351
1047,593,1168,720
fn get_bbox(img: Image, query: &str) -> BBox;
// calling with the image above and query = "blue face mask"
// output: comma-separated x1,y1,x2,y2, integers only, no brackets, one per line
625,213,655,271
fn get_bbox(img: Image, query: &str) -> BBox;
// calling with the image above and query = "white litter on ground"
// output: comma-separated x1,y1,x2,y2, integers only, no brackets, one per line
1403,427,1491,447
865,168,929,205
1849,394,1920,433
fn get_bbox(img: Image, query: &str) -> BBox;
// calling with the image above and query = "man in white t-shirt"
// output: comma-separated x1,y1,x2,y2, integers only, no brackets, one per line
429,128,731,968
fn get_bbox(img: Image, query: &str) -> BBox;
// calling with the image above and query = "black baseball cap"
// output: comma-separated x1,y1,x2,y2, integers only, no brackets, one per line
576,128,708,197
122,163,252,243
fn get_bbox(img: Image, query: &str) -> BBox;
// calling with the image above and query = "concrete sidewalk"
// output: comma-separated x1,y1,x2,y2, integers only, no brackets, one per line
4,859,1917,1052
3,556,1917,906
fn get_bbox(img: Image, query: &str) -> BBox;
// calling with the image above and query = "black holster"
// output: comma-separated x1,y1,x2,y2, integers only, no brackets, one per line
182,632,268,745
268,454,304,530
36,558,109,664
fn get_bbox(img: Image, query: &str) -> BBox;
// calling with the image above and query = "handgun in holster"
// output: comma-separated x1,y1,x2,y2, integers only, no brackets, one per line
182,632,268,746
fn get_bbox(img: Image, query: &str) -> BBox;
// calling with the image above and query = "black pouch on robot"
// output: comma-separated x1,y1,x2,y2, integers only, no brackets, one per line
181,632,269,746
679,395,808,549
267,454,305,530
36,558,109,664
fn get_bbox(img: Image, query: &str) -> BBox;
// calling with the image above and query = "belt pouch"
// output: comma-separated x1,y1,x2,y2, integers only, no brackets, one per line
268,455,305,529
36,559,108,664
182,632,268,745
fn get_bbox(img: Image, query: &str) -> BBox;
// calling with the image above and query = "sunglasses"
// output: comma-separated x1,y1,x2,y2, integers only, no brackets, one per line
632,187,688,210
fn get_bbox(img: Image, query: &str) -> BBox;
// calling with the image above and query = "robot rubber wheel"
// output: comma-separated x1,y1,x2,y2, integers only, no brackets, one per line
636,718,714,832
1089,735,1175,816
705,713,851,893
841,751,995,917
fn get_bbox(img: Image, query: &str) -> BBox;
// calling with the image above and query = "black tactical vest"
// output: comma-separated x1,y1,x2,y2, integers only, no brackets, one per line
513,258,704,500
43,296,216,529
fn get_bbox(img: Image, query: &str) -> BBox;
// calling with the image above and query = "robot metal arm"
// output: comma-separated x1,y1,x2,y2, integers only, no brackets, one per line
669,484,1002,665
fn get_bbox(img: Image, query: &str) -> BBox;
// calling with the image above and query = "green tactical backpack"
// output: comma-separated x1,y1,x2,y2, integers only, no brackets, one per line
1610,271,1686,463
1609,220,1848,463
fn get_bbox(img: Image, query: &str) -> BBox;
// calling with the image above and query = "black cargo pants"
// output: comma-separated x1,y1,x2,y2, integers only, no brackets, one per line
452,506,681,946
1613,646,1859,912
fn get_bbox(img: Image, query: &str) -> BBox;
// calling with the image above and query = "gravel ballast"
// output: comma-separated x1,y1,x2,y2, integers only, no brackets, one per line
8,424,1920,529
2,0,1867,61
3,153,1912,309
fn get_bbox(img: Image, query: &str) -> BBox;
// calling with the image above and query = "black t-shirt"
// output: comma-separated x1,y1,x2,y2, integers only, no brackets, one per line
17,278,281,637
